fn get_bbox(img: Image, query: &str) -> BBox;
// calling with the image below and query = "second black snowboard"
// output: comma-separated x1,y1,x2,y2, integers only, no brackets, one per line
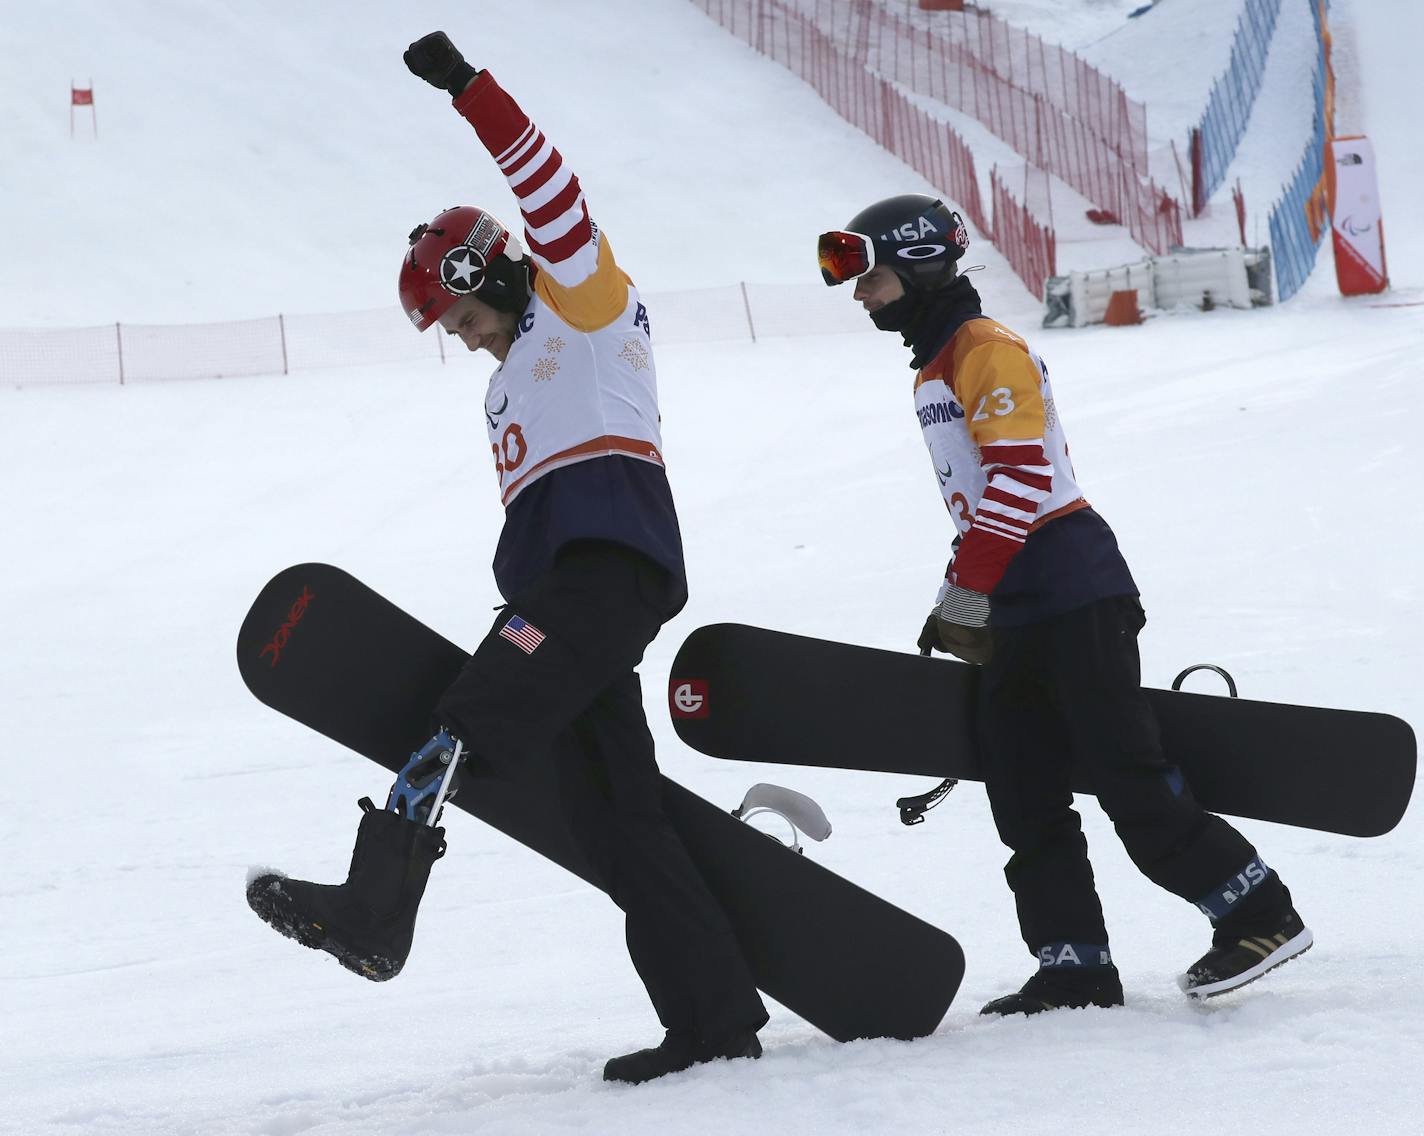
669,624,1416,838
237,566,964,1042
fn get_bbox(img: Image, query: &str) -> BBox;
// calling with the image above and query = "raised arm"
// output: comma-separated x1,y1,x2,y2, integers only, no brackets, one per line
405,32,628,329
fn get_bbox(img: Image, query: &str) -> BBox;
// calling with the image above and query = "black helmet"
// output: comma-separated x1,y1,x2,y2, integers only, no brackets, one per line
820,194,969,291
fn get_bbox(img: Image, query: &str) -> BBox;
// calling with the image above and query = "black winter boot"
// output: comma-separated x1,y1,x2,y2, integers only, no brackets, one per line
981,948,1124,1017
247,797,446,981
603,1028,762,1085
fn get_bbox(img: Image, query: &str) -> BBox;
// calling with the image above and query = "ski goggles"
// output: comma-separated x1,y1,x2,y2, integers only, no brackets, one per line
817,230,877,286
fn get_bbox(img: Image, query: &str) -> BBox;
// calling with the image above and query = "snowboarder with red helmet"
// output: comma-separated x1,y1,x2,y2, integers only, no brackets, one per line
400,205,531,332
250,31,767,1086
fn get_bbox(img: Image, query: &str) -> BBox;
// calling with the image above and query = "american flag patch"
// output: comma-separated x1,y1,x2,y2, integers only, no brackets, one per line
498,615,545,654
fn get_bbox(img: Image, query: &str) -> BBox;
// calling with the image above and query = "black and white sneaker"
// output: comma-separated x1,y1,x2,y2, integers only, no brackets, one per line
1179,909,1313,999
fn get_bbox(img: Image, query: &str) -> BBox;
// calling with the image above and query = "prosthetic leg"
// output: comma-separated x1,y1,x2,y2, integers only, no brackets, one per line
246,730,463,981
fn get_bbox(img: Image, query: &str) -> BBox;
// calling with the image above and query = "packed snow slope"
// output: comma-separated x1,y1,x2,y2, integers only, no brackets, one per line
2,2,1422,1135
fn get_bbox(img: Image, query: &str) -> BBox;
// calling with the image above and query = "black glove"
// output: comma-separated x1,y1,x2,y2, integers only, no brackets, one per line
917,612,942,655
935,619,992,666
918,584,994,665
404,31,479,97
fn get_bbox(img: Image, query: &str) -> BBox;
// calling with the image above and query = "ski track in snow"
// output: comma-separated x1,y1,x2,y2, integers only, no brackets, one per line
3,2,1422,1134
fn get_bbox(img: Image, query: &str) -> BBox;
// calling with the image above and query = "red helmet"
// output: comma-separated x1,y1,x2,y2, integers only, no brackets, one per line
398,206,527,332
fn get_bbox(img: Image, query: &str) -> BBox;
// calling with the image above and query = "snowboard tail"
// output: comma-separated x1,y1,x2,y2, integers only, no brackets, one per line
669,624,1416,839
237,566,964,1042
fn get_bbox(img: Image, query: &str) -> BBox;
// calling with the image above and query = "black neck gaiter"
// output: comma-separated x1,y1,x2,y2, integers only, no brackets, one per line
898,275,985,369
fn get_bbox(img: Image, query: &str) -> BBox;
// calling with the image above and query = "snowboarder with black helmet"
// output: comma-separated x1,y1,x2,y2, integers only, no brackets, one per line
248,31,767,1085
818,194,1312,1012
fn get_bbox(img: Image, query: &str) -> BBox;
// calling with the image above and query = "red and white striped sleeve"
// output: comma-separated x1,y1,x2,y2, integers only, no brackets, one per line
453,71,601,290
946,345,1052,594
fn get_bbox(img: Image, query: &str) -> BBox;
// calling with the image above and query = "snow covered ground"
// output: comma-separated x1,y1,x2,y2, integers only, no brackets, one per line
3,2,1421,1134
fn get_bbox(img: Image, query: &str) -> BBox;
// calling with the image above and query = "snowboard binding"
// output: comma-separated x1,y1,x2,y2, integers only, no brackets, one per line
1171,663,1239,697
732,782,832,855
897,777,959,826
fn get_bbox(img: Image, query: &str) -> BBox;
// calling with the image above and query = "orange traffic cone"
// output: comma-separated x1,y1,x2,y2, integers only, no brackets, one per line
1103,289,1143,326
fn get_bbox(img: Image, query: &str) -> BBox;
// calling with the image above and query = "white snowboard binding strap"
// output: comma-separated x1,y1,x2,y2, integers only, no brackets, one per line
732,783,832,855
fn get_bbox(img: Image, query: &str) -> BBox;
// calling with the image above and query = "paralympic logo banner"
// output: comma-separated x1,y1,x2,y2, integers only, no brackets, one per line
1329,136,1388,296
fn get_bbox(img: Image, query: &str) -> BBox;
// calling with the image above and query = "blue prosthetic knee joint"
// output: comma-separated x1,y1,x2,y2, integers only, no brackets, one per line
387,727,463,824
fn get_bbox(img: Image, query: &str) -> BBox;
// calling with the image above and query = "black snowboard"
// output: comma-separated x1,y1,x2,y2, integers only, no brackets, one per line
669,624,1416,839
237,565,964,1042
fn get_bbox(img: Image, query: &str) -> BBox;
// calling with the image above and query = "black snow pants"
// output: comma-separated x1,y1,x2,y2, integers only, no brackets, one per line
435,540,768,1043
980,595,1292,955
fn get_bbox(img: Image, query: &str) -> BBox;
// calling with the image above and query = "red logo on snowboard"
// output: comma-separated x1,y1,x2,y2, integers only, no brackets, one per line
669,678,709,719
260,586,315,668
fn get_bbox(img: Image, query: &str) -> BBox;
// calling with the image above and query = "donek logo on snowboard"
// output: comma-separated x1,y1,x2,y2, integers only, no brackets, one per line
260,585,315,668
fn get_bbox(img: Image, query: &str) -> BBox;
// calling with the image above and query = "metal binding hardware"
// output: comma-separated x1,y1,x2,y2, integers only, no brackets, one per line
426,738,463,827
1171,664,1239,698
897,777,959,826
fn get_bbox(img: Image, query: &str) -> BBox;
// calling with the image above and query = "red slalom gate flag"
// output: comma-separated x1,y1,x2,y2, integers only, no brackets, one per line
70,81,97,139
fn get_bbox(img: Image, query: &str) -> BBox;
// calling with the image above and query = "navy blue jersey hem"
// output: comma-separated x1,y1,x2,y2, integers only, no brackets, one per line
988,507,1138,627
492,456,688,613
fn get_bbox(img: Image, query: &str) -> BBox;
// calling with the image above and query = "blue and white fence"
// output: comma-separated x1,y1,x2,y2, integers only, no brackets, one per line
1267,0,1332,301
1191,0,1282,213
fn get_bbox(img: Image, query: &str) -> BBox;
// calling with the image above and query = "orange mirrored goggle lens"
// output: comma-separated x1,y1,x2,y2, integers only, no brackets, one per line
817,230,875,286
